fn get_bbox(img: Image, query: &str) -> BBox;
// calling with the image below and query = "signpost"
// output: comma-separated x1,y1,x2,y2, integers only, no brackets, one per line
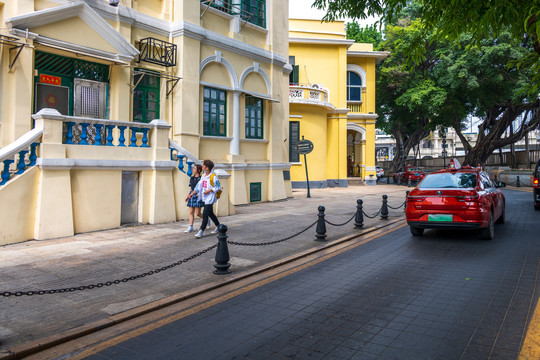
295,136,314,198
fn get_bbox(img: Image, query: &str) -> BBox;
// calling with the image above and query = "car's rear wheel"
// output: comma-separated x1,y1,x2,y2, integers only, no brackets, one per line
410,226,424,236
495,202,505,224
480,212,494,240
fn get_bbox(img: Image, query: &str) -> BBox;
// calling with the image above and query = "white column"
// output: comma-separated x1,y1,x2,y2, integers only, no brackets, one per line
230,91,241,155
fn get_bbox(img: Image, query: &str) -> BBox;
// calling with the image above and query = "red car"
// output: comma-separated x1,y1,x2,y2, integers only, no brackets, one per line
393,165,426,183
406,161,505,240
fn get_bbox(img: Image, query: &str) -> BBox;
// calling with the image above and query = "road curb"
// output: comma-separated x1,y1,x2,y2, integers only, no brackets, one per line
0,217,406,360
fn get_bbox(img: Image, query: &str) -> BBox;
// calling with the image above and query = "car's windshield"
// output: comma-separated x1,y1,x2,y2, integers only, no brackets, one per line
408,168,422,173
418,172,477,189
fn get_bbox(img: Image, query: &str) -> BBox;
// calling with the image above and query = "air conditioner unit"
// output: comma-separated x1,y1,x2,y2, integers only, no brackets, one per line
312,83,323,89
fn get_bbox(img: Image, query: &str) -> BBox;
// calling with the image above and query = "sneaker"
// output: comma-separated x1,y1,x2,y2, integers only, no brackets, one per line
184,225,194,233
211,227,219,234
195,230,204,238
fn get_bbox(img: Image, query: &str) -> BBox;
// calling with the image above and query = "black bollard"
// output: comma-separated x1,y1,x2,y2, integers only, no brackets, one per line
407,177,412,187
315,205,327,241
494,175,498,183
354,199,364,228
387,176,390,184
213,224,231,275
381,194,389,220
405,190,410,211
516,176,520,187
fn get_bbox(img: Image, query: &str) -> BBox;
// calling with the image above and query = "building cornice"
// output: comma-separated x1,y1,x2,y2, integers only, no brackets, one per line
347,50,390,64
289,37,355,47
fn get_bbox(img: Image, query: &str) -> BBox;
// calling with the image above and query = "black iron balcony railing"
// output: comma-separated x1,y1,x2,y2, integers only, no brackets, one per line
138,38,177,68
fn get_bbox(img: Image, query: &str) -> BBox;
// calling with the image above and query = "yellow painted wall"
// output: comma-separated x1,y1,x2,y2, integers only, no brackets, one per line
244,170,269,203
71,170,122,233
289,104,328,182
32,19,118,54
0,167,39,245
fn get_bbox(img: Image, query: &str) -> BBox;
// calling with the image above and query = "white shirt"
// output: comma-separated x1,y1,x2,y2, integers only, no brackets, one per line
195,172,221,205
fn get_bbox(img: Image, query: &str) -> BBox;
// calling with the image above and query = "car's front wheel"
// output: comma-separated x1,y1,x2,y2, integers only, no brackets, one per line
480,212,495,240
410,226,424,236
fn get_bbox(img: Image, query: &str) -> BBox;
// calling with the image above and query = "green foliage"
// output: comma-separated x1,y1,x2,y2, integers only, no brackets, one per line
346,22,384,49
313,0,540,94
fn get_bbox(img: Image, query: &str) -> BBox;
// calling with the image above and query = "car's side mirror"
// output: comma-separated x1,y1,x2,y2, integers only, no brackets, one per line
497,182,506,188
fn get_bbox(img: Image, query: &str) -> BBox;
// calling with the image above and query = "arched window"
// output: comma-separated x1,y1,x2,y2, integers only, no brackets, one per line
347,71,362,102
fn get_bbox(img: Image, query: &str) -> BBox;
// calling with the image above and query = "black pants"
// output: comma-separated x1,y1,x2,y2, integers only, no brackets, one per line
201,204,219,231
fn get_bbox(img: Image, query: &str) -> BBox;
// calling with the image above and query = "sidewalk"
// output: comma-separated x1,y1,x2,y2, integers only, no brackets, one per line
0,184,409,354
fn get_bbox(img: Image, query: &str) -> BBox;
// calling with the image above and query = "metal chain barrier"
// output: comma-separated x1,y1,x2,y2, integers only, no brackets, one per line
363,208,382,219
227,220,318,246
1,244,218,297
324,213,355,227
387,200,406,210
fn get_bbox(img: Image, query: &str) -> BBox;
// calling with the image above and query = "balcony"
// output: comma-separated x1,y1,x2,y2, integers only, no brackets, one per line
289,84,332,109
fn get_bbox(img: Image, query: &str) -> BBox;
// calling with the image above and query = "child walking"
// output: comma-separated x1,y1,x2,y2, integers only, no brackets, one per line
184,164,204,233
193,160,221,238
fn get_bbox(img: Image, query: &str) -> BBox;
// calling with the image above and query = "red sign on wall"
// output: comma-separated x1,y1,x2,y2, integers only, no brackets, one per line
39,74,61,86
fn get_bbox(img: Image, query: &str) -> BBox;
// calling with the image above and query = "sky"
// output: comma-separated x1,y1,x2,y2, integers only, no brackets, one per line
289,0,380,26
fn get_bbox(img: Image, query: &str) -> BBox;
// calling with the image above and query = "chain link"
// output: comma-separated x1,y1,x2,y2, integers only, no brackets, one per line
387,200,406,210
325,213,355,227
1,244,218,297
227,220,318,246
363,208,382,219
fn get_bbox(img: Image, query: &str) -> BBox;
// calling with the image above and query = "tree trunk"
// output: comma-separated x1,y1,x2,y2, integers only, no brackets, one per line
463,101,540,165
525,132,530,169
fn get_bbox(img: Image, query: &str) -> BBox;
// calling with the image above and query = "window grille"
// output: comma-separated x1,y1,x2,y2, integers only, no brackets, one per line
74,79,106,118
35,52,108,82
250,182,261,202
138,38,177,67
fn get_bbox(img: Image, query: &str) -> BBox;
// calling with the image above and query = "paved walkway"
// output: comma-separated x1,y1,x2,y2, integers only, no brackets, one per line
0,184,409,356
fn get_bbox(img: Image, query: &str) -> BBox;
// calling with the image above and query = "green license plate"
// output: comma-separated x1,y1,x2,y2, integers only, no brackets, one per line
428,214,453,222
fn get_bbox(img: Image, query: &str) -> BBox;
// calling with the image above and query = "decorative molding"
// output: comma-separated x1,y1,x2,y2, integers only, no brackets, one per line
289,37,355,46
240,138,269,144
347,64,367,87
347,50,390,63
200,53,240,89
215,162,292,171
6,1,139,60
239,65,271,94
37,158,176,170
347,122,366,136
347,113,379,121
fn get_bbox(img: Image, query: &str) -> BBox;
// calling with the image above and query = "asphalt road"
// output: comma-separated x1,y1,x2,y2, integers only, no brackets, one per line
84,189,540,360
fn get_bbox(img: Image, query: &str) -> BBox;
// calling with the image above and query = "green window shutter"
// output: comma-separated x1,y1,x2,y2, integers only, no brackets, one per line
292,65,299,84
133,71,160,123
250,182,261,202
203,86,227,136
245,96,263,139
289,121,300,163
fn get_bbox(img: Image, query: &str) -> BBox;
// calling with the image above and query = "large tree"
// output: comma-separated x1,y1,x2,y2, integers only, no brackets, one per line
375,18,454,171
313,0,540,93
433,32,540,165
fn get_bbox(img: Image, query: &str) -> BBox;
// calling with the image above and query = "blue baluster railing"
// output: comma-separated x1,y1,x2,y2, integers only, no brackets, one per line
105,125,115,146
186,161,194,177
0,159,14,185
79,123,89,145
15,150,28,175
94,124,103,146
141,128,150,148
65,122,75,144
129,127,139,147
117,126,127,147
28,143,39,166
177,154,185,173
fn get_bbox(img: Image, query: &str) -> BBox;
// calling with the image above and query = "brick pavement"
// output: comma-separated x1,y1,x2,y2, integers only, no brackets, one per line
0,184,409,354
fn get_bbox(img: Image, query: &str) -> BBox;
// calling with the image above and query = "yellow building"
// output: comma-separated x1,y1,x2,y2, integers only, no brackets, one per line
288,19,388,187
0,0,291,245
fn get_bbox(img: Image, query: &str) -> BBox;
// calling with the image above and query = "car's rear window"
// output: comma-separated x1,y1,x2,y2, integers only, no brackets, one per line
418,172,477,189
